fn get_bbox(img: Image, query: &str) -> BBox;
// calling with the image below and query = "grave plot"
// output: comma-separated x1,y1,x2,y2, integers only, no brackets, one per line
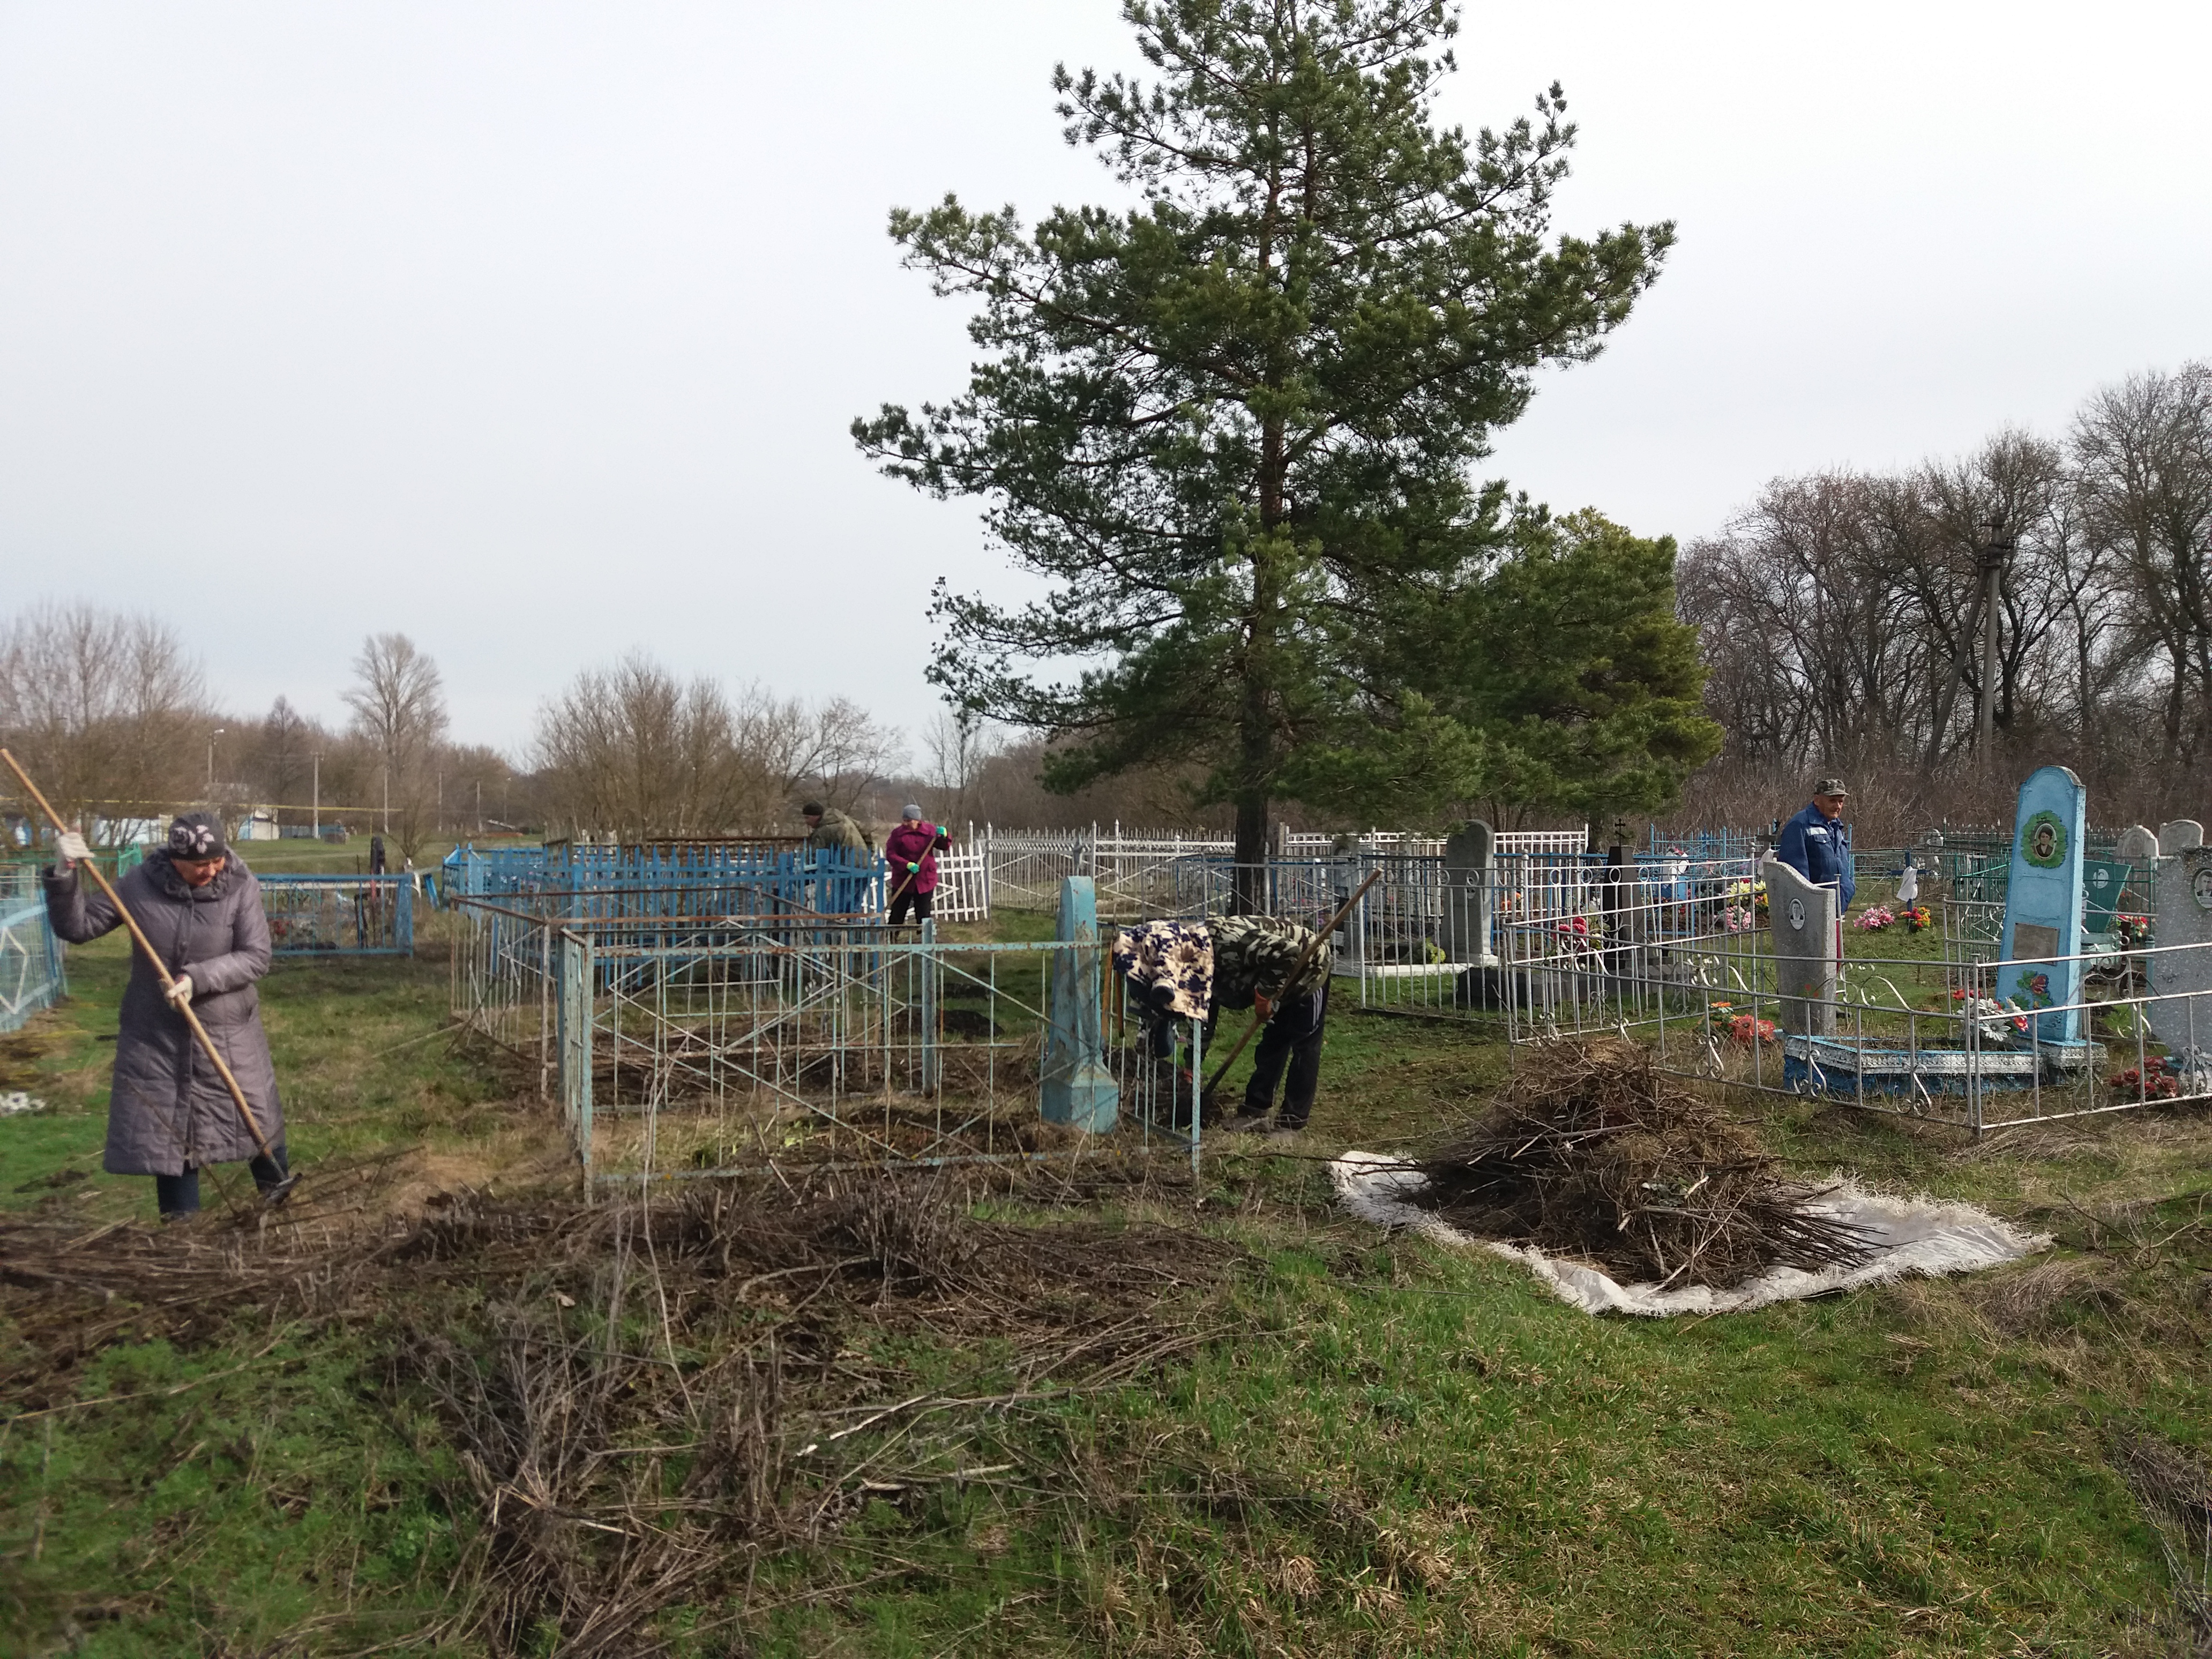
1446,772,2212,1134
449,881,1205,1186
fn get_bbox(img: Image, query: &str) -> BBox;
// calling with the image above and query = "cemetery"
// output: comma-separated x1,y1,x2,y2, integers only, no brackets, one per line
6,0,2212,1650
352,773,2212,1191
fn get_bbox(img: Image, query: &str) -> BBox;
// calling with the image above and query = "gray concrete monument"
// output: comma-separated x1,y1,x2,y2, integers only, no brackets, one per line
1763,852,1837,1036
2149,846,2212,1060
1441,819,1496,966
2117,825,2160,866
2158,820,2205,855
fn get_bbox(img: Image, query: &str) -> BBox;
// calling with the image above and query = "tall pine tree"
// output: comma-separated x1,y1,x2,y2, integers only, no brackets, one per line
855,1,1679,895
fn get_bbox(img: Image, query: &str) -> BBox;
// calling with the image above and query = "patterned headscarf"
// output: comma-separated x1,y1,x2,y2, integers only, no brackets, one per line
167,811,227,861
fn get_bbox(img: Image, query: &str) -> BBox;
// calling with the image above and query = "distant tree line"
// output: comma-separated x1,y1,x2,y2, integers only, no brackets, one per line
0,612,917,860
0,607,513,862
1677,361,2212,836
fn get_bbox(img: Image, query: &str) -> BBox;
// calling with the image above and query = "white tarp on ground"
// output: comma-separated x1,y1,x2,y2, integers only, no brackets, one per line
1330,1149,2049,1318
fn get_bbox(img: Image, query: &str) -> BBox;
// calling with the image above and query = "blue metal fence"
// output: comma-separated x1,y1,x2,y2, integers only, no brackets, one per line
441,839,884,920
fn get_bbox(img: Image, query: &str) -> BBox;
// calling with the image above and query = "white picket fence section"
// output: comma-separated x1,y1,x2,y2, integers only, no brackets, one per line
956,822,1591,917
930,850,990,922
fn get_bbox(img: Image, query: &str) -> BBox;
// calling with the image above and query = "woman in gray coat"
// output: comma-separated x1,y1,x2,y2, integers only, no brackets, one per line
44,811,288,1217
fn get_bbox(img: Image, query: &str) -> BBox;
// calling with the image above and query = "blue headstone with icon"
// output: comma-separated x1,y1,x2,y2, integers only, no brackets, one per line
1998,765,2088,1043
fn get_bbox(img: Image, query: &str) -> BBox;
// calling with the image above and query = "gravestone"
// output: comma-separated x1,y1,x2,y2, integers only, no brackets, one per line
2159,820,2205,855
1997,765,2088,1044
1763,853,1836,1036
2082,859,2132,935
1441,819,1496,966
1041,876,1118,1130
2117,825,2159,866
2149,847,2212,1060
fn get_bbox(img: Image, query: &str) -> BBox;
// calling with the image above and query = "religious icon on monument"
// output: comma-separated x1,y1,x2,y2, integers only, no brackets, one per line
2021,810,2067,870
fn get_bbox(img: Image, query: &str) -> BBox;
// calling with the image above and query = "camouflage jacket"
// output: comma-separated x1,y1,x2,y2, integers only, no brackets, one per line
805,808,872,860
1209,914,1331,1009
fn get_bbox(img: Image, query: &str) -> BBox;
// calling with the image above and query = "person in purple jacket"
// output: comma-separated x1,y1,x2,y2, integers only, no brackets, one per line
883,805,951,928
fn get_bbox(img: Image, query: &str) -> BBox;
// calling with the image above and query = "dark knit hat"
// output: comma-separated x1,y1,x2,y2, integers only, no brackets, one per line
167,811,227,861
801,801,825,818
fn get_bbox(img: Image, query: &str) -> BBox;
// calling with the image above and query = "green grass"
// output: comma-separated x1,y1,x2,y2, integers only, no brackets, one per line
3,1328,462,1654
5,913,2211,1654
0,925,528,1226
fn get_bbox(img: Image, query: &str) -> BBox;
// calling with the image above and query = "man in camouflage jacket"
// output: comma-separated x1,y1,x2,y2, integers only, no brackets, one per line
800,801,875,913
1117,912,1333,1137
1209,914,1332,1135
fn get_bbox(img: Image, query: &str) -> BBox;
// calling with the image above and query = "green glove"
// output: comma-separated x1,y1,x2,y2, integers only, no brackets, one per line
907,862,921,872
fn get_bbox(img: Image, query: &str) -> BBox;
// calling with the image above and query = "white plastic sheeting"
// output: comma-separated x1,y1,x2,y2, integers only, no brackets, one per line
1330,1149,2049,1318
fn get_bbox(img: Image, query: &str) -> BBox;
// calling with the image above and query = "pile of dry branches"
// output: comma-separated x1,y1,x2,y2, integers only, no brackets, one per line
1407,1039,1877,1290
2,1169,1237,1657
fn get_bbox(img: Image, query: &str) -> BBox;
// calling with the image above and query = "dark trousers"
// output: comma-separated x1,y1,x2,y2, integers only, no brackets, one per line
888,887,934,927
1242,984,1329,1125
155,1143,290,1216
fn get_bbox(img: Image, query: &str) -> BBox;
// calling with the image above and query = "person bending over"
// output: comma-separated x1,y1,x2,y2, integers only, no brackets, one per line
1116,913,1333,1138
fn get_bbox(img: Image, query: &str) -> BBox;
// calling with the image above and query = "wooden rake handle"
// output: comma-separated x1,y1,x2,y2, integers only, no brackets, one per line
2,748,278,1164
1199,868,1383,1104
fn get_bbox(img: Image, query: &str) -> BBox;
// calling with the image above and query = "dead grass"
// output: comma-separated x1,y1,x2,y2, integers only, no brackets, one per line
1404,1037,1877,1288
1,1169,1241,1655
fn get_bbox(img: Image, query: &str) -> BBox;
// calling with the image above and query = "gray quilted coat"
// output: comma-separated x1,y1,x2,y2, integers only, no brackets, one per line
44,851,285,1177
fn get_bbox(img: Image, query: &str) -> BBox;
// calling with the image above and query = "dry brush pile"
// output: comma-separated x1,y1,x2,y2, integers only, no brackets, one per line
1,1164,1239,1657
1407,1038,1878,1289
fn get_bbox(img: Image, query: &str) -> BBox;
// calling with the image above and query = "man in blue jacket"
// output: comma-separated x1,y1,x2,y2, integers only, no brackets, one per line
1775,776,1854,911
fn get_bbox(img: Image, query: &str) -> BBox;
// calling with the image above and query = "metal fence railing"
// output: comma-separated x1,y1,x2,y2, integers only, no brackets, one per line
259,875,416,955
1316,849,2205,1135
447,898,1204,1184
0,881,65,1035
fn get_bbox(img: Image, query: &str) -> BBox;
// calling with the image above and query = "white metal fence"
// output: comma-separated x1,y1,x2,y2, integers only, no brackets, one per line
1326,850,2210,1135
965,823,1591,918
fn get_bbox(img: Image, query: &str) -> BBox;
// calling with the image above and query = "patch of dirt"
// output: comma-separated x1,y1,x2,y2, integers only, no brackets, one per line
0,1026,76,1092
377,1140,577,1217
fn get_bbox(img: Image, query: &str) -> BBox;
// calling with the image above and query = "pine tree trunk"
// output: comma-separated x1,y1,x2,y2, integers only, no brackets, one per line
1233,792,1269,915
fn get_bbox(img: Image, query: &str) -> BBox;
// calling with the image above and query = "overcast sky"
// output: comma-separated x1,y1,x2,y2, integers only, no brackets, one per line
3,2,2207,759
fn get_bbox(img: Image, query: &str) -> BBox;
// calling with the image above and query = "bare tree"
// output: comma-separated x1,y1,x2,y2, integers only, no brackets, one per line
342,633,450,861
532,655,750,840
440,743,517,836
2074,362,2212,768
920,709,1005,830
732,686,904,825
0,602,208,839
241,696,328,825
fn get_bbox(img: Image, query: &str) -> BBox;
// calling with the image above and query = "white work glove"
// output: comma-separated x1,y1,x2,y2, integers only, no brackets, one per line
54,831,92,869
165,974,195,1009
